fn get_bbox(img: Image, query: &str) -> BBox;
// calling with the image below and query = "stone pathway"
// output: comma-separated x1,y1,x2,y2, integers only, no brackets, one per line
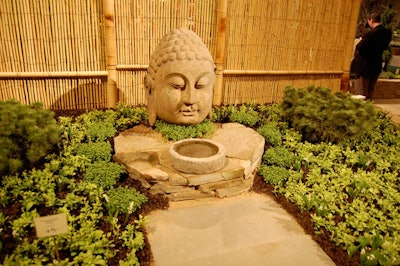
146,193,336,266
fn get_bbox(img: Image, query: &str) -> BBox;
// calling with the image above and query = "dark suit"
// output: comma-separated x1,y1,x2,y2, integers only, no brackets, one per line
354,25,392,99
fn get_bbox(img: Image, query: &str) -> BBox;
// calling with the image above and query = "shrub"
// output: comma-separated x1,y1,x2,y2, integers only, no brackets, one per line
76,142,112,162
0,100,60,176
84,161,125,189
258,165,289,185
154,119,215,141
281,86,376,144
257,122,282,146
263,146,295,168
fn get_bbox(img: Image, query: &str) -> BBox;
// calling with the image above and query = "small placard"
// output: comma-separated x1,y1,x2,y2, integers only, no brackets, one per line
34,213,69,237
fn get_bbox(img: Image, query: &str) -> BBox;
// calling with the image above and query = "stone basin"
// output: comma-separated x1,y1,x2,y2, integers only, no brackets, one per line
169,139,226,174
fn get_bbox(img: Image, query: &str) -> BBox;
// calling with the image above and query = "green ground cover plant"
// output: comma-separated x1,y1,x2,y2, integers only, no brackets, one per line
257,88,400,265
0,103,149,265
154,119,215,141
1,91,400,265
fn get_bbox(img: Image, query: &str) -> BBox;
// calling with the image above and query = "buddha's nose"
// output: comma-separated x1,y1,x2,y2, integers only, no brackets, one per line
182,85,196,104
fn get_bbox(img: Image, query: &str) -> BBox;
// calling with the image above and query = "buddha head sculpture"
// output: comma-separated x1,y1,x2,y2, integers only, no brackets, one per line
144,28,215,126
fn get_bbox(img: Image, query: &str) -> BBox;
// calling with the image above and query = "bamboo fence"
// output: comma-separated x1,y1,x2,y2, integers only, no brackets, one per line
0,0,361,110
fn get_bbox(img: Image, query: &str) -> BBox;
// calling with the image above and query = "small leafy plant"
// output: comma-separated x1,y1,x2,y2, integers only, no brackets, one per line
103,187,148,223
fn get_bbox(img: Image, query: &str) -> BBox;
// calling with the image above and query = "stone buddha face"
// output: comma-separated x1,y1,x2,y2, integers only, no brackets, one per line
145,28,215,126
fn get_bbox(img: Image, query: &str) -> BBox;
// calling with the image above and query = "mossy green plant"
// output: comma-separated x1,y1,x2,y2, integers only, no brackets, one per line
258,165,289,185
83,161,125,189
76,142,112,162
257,122,282,147
154,119,215,142
262,146,295,168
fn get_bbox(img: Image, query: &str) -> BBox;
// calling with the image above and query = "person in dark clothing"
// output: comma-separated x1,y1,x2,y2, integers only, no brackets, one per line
353,12,392,99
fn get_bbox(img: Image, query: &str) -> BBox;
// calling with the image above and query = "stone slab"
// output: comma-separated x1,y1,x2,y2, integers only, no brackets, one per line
146,193,335,266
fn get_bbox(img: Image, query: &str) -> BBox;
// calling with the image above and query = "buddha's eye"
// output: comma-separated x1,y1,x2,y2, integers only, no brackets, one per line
195,76,210,89
167,76,185,90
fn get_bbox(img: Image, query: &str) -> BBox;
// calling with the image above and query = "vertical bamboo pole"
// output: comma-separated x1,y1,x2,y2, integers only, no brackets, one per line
104,0,118,108
341,0,362,92
213,0,228,105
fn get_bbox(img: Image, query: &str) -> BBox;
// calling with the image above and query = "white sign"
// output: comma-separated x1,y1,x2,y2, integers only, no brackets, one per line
34,213,69,237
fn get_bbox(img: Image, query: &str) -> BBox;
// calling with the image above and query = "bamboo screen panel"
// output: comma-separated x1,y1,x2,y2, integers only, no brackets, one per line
0,0,359,109
115,0,217,105
0,0,107,110
222,0,351,104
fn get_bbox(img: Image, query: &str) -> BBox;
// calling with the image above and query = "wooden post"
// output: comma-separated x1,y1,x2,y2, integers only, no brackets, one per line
341,0,362,92
104,0,118,108
213,0,228,105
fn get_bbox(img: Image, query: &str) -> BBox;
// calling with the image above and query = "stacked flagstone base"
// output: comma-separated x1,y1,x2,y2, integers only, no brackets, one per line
113,123,265,201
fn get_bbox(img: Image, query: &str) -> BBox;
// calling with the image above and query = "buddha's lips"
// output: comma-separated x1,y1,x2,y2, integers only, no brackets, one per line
180,107,199,116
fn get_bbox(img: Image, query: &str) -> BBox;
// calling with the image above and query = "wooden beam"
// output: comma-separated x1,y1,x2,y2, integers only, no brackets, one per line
213,0,228,106
104,0,118,108
0,71,108,79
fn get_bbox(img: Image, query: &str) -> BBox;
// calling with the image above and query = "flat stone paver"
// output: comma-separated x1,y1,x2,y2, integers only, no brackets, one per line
146,193,335,266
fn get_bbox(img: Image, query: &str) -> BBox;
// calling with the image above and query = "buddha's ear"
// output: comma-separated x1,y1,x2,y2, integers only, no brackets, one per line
146,92,157,126
148,108,157,127
144,75,157,126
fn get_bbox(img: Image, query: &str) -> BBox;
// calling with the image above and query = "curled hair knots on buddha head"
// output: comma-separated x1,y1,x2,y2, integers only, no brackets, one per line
144,28,214,91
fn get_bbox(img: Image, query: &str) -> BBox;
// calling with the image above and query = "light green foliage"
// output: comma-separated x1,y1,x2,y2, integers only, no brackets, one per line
104,187,147,216
258,165,289,185
379,71,400,79
257,122,282,146
1,105,151,265
84,161,125,189
86,121,116,142
0,100,60,176
274,110,400,264
212,104,260,127
115,103,148,130
76,142,112,162
262,146,295,168
154,119,215,141
211,104,235,122
3,101,400,265
228,105,260,127
281,86,376,144
257,103,284,124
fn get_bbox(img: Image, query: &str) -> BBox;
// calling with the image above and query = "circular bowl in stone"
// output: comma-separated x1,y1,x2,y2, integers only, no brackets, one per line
169,139,226,174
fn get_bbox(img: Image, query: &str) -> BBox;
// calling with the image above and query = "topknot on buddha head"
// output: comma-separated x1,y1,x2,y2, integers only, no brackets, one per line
145,28,214,90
